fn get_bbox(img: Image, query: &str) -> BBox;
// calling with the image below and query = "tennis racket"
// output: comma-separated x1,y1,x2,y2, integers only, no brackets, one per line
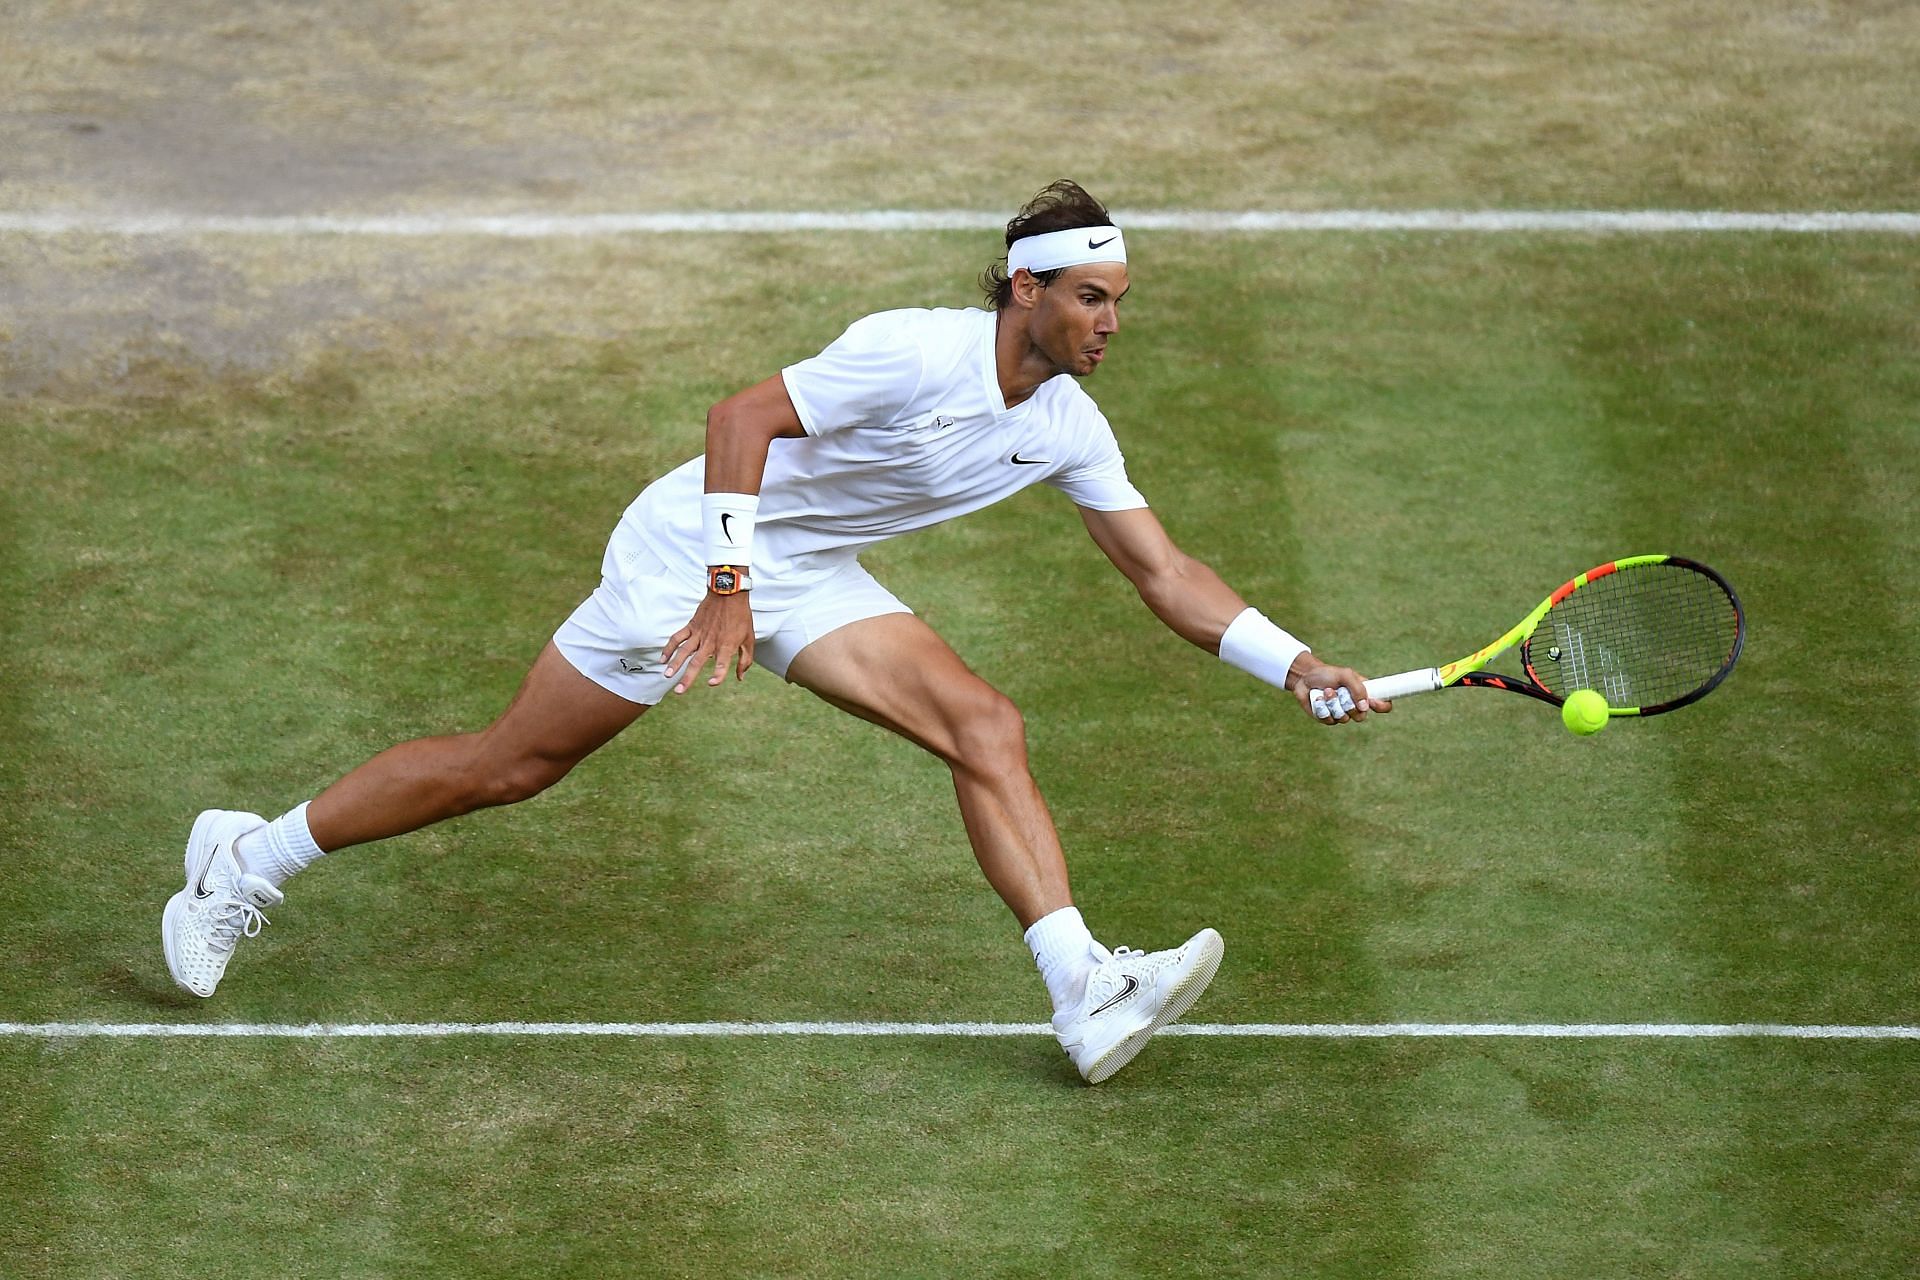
1318,554,1745,721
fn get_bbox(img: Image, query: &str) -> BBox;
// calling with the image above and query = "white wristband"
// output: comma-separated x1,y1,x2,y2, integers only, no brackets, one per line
702,492,759,567
1218,607,1309,691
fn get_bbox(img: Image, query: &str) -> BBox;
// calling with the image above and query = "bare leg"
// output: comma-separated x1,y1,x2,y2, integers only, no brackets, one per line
306,642,648,851
784,614,1070,928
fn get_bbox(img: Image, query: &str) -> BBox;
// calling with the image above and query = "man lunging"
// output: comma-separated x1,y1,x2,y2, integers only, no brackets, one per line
162,180,1387,1084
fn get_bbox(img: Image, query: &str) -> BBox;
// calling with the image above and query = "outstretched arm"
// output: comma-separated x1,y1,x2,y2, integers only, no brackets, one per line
1077,505,1388,724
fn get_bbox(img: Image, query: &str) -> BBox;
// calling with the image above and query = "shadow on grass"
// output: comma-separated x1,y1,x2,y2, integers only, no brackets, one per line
96,961,200,1013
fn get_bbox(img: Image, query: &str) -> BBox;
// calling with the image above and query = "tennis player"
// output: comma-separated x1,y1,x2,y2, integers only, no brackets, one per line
161,180,1387,1084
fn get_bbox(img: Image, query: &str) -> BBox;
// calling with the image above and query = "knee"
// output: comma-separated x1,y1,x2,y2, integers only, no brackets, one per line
468,753,571,810
944,689,1030,778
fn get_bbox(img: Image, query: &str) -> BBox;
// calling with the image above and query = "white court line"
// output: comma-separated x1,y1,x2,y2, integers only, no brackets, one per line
3,1021,1917,1039
0,210,1916,236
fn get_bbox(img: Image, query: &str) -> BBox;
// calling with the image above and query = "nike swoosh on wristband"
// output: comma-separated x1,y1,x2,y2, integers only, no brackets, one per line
1089,235,1118,249
720,512,736,542
1009,452,1048,466
1088,975,1141,1017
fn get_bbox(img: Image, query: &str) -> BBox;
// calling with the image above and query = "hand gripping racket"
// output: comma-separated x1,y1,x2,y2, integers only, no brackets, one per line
1321,555,1745,721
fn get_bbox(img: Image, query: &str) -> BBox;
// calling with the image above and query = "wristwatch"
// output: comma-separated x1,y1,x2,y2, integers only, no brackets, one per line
707,565,752,595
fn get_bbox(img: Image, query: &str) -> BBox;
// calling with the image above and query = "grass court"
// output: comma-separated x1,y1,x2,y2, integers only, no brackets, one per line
3,3,1917,1276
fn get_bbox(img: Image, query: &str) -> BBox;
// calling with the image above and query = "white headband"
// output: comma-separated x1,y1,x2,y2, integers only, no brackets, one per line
1006,225,1127,276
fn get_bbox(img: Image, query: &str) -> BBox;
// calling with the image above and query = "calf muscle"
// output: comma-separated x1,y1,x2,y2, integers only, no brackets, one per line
787,614,1073,928
306,643,646,852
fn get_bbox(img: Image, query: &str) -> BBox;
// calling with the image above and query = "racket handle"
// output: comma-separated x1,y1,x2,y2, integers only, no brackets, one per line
1364,668,1444,702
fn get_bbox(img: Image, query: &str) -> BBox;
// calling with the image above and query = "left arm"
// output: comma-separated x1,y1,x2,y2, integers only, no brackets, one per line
1078,506,1388,723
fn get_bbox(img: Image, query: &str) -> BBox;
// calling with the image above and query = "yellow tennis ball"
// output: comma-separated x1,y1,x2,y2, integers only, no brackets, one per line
1561,688,1610,736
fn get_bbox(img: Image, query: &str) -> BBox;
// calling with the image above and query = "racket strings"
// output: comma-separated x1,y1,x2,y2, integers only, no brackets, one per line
1526,563,1740,707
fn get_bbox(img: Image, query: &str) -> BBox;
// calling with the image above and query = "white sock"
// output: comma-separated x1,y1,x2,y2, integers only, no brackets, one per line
1024,905,1100,1016
234,802,327,888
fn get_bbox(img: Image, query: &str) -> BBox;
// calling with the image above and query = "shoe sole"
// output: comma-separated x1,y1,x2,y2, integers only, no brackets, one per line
1082,928,1225,1085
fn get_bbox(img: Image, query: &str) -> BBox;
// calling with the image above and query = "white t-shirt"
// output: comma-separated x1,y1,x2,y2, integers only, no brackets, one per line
625,307,1148,606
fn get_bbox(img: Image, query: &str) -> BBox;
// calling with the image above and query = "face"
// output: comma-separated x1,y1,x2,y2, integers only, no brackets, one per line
1022,262,1129,377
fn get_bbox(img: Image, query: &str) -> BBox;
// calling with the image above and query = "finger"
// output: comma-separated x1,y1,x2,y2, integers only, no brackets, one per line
1334,674,1372,721
663,638,698,680
661,627,693,673
1311,689,1334,721
737,637,755,680
672,645,713,694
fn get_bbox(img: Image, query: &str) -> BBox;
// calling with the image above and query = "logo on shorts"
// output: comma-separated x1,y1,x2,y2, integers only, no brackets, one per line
617,657,648,675
928,414,955,431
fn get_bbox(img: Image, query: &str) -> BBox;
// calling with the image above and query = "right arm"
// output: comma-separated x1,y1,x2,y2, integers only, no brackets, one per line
1079,505,1384,724
660,375,808,694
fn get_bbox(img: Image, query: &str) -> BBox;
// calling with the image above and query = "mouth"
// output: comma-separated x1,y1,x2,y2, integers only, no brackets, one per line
1085,348,1106,366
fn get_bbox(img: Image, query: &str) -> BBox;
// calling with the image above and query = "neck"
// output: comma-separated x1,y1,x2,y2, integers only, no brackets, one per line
993,309,1057,408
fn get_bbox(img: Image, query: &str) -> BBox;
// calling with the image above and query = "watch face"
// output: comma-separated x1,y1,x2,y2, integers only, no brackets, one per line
712,569,738,593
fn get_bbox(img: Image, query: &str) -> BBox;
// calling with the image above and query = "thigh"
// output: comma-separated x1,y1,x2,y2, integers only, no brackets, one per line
754,558,913,681
480,640,650,768
783,612,1006,759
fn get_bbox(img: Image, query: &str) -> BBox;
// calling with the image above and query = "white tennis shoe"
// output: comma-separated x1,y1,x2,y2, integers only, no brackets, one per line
1052,927,1225,1084
161,809,281,998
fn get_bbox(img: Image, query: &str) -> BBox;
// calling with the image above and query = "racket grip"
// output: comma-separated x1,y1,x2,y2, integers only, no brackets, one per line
1364,668,1443,702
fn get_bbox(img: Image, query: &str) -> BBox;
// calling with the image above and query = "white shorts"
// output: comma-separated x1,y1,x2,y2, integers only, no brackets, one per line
552,538,912,705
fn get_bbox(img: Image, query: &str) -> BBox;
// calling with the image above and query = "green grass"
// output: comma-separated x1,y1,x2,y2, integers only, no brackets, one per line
4,233,1917,1276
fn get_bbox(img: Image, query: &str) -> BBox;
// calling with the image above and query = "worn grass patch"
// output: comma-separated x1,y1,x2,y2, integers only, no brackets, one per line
3,0,1917,213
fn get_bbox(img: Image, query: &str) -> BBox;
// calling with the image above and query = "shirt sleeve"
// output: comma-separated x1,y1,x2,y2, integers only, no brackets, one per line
1046,406,1149,511
780,311,928,437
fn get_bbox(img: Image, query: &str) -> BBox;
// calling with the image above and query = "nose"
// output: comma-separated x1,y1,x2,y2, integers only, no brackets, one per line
1098,301,1119,335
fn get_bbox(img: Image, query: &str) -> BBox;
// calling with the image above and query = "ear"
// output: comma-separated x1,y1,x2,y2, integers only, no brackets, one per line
1008,267,1047,311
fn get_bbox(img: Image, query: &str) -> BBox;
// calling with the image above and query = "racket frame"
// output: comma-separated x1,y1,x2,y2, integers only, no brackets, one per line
1363,555,1744,718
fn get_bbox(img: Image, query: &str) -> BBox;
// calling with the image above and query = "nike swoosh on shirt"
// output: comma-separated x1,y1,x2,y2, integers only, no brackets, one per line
1009,452,1048,466
1088,235,1118,249
1088,975,1141,1017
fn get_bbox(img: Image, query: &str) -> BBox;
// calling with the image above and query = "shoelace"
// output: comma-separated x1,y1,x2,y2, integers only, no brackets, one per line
206,897,270,955
1084,945,1149,1002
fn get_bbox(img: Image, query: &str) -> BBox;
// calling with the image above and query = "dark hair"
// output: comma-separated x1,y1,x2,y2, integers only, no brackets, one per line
980,179,1115,310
